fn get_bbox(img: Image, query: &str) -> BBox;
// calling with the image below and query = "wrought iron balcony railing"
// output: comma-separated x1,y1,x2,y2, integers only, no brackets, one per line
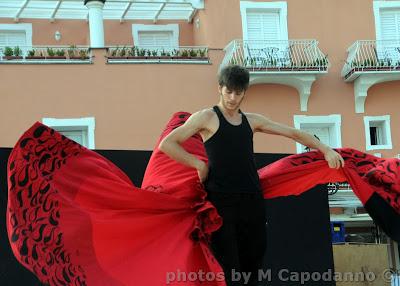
342,40,400,80
221,39,329,72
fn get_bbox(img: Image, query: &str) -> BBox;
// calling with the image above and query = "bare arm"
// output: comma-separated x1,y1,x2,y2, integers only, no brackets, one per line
250,113,345,169
158,111,210,181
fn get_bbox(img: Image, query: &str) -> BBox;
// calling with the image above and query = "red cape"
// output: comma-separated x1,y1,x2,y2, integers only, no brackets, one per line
6,112,400,285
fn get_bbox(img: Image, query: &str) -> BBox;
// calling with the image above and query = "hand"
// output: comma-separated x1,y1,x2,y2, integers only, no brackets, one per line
196,161,209,183
323,148,345,169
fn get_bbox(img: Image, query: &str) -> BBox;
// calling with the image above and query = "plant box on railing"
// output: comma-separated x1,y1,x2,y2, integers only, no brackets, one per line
3,56,23,60
26,56,46,60
70,56,90,60
46,56,67,60
108,56,128,60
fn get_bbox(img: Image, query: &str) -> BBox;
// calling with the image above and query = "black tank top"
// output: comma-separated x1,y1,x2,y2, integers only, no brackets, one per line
203,105,261,193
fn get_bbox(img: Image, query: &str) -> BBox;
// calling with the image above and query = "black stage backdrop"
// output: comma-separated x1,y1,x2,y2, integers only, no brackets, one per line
0,148,335,286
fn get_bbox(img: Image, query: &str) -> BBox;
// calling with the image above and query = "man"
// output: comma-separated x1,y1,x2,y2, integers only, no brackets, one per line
158,65,344,286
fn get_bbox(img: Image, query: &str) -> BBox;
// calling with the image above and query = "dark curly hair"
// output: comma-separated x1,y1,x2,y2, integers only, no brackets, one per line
218,65,250,92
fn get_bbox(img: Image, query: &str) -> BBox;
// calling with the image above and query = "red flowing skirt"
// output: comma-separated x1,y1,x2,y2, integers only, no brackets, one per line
6,112,400,285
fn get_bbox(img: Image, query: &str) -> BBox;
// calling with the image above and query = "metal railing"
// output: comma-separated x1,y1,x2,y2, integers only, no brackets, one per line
342,40,400,80
221,39,329,72
0,45,91,61
393,273,400,286
106,45,209,61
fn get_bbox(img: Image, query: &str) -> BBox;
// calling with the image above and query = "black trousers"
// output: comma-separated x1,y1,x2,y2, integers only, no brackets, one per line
206,191,267,286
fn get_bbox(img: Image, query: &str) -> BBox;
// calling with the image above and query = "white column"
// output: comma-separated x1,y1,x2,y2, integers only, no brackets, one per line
85,0,105,48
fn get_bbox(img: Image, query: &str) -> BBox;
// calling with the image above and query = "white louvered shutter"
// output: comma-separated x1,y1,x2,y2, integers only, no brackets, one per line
245,10,289,66
379,9,400,61
246,11,280,43
138,31,174,49
0,30,26,48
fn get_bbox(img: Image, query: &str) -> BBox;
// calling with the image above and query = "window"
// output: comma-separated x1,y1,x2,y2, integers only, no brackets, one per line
240,1,288,42
240,1,288,66
373,1,400,63
364,115,392,150
42,117,95,149
294,115,342,153
132,24,179,50
0,24,32,55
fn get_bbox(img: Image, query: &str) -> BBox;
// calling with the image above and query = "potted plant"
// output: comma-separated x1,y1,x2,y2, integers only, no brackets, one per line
13,46,23,60
78,49,89,60
146,49,158,59
189,49,197,58
119,46,127,59
265,58,279,71
2,46,13,60
25,49,44,60
135,48,147,59
67,45,76,59
108,47,126,60
159,49,170,60
55,49,66,59
46,47,56,59
197,48,208,60
172,49,180,60
127,47,136,59
180,49,189,59
2,46,23,60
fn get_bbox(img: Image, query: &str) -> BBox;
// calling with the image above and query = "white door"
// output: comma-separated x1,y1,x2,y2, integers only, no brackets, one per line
244,10,289,67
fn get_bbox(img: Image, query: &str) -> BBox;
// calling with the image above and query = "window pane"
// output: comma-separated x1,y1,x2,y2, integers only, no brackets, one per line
370,126,378,145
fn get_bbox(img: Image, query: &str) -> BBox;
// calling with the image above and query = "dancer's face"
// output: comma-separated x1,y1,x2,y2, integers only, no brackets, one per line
218,85,245,111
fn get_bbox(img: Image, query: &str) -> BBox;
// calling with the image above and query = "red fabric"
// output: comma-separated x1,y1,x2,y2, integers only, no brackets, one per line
259,149,400,214
7,117,223,286
6,112,400,286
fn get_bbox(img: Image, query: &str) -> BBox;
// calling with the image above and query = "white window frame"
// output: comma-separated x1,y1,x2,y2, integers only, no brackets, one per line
373,0,400,42
364,115,392,151
294,115,342,154
373,1,400,62
42,117,95,149
240,1,288,42
132,24,179,48
0,23,33,52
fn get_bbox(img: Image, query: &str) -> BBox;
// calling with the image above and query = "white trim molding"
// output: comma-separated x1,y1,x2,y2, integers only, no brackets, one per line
353,73,400,113
294,114,342,154
189,0,204,9
363,115,392,151
240,1,288,42
373,0,400,41
0,23,33,50
42,117,96,149
132,24,179,47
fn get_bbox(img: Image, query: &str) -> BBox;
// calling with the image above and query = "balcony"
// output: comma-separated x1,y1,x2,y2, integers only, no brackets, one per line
327,182,372,226
342,40,400,113
221,39,329,111
0,45,92,64
106,45,210,64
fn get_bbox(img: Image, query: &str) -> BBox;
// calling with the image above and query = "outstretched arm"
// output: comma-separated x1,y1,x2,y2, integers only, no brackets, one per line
158,111,210,182
250,113,345,169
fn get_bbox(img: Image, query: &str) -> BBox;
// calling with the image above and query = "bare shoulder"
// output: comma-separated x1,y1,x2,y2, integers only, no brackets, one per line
243,112,272,132
185,108,217,130
243,112,271,124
